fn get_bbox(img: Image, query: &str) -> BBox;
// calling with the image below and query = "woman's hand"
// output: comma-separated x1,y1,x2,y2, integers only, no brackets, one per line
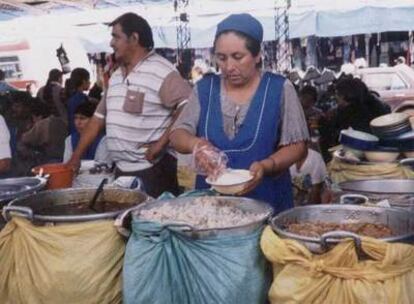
235,161,265,195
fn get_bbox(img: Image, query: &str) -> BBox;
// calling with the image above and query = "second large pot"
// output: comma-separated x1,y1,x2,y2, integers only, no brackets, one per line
271,204,414,254
338,179,414,210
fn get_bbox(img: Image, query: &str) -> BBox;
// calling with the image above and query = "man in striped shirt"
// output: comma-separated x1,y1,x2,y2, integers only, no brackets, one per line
67,13,191,197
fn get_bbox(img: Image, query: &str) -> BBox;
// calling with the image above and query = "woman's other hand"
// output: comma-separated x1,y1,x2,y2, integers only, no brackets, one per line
235,161,264,195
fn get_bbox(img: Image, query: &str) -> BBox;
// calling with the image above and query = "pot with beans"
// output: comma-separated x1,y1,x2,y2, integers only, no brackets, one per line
271,205,414,254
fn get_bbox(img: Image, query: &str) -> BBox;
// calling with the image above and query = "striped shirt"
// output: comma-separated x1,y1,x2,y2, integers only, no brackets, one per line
95,51,191,172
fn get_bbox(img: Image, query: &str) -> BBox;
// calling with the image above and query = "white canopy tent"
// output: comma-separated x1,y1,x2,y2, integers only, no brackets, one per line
0,0,412,52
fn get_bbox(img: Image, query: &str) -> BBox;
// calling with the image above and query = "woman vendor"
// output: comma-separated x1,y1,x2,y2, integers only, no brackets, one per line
169,14,309,213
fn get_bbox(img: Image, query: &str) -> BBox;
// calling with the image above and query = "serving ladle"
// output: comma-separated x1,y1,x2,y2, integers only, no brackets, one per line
89,178,108,212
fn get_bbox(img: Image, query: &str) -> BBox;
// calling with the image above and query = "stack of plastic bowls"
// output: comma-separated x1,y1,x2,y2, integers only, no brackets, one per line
370,113,412,139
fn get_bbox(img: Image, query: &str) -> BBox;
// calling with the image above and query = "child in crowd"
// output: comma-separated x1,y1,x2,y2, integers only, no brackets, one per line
289,146,327,205
63,101,110,165
65,68,91,134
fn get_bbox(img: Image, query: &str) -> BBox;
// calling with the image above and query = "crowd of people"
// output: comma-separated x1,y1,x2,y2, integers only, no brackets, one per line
0,66,106,178
0,12,394,210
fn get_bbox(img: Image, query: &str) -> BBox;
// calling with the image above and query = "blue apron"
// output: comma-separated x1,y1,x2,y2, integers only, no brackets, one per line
194,72,293,214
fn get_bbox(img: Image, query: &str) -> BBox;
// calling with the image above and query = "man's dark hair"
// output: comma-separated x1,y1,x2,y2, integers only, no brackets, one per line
10,91,31,104
109,13,154,50
47,69,63,83
300,85,318,103
335,78,362,106
30,98,50,118
0,69,5,81
74,101,96,118
64,68,90,98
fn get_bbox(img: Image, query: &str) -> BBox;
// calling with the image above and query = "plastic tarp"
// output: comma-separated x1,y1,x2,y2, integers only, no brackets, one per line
261,226,414,304
0,217,125,304
123,219,270,304
328,157,414,184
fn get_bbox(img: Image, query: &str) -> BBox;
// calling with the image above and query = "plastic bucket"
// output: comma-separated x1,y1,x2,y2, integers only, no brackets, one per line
32,163,74,190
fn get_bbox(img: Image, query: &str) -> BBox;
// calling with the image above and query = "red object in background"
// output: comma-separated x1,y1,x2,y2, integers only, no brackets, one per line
32,163,74,190
0,40,29,52
9,79,37,90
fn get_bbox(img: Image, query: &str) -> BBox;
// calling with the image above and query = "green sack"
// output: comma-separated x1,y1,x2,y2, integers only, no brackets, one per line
123,219,270,304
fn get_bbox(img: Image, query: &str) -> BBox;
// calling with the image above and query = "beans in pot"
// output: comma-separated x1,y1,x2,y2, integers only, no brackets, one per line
285,221,394,238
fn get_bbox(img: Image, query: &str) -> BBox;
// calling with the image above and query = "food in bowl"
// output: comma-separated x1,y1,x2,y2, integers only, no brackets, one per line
136,196,267,229
206,169,253,194
285,221,394,238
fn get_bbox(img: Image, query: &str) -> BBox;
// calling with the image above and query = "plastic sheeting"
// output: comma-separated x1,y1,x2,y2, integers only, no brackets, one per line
261,226,414,304
328,157,414,184
0,217,125,304
123,219,270,304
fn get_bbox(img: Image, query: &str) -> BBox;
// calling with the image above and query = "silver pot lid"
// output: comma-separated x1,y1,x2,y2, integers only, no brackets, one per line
338,179,414,194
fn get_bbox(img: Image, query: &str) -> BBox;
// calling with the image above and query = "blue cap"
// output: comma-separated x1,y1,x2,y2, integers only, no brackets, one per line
215,13,263,43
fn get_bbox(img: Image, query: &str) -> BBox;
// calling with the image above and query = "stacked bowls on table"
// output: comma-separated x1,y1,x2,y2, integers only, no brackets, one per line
381,130,414,158
367,113,414,162
370,113,411,139
339,129,379,158
338,113,414,163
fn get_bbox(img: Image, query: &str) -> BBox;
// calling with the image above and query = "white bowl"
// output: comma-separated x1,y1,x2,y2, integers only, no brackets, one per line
206,169,253,195
370,113,409,128
364,151,400,163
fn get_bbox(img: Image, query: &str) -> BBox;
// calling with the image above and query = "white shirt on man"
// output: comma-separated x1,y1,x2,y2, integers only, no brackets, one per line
0,115,11,159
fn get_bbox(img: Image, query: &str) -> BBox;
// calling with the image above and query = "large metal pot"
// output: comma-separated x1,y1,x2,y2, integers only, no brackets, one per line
338,179,414,210
118,196,272,238
0,177,47,206
0,177,47,229
271,205,414,254
3,187,150,224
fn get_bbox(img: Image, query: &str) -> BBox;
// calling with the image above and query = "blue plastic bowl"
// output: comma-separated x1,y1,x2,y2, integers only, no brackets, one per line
380,130,414,150
339,129,379,151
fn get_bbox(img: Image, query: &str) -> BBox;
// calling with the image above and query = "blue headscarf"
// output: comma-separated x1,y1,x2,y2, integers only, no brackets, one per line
215,13,263,43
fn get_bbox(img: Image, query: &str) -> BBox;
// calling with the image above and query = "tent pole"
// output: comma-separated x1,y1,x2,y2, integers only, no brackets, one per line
174,0,192,79
274,0,291,73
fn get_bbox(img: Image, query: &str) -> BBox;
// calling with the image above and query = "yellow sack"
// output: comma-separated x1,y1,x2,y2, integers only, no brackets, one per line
328,157,414,184
0,217,125,304
261,226,414,304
